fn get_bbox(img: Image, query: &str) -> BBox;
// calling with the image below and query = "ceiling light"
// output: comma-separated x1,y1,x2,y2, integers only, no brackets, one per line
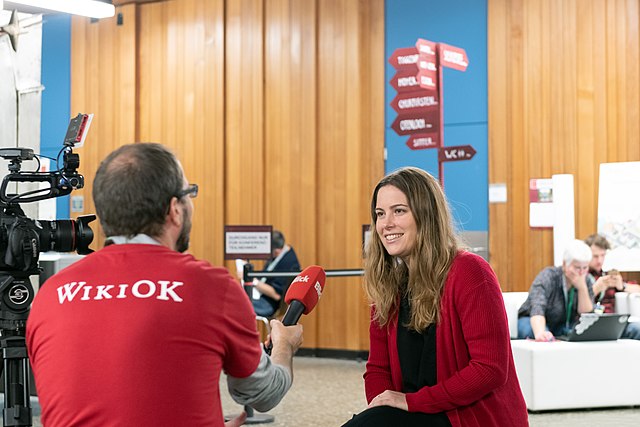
4,0,115,19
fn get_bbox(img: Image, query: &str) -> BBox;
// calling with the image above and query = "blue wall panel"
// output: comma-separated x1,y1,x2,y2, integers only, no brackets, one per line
41,13,71,219
385,0,488,231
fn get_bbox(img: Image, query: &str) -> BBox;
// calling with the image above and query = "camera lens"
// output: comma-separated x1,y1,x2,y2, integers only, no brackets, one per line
36,215,96,254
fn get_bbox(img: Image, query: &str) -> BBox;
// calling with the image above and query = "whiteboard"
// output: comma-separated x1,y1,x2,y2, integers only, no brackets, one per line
597,162,640,271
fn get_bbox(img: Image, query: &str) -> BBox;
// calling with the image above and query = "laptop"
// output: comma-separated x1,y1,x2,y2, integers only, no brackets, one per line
557,313,629,342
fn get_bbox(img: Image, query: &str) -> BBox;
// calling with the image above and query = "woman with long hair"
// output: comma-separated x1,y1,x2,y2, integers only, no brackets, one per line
343,167,528,426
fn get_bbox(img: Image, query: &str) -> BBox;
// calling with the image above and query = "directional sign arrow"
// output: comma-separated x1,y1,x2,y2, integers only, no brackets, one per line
406,133,440,150
438,145,476,162
417,69,438,90
388,47,420,70
439,43,469,72
390,90,439,114
391,110,440,136
415,38,437,57
390,68,421,93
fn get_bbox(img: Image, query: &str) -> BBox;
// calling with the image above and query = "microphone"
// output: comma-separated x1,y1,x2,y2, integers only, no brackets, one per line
281,265,326,326
265,265,326,354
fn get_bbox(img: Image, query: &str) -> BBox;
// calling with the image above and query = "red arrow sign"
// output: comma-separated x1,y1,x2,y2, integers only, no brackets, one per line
388,47,419,70
438,145,476,162
417,69,438,90
390,90,439,114
406,133,440,150
417,54,437,73
390,68,421,92
391,110,440,136
415,38,437,57
439,43,469,71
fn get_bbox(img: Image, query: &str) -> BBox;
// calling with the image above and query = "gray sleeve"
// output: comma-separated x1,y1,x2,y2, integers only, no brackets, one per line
226,349,292,412
527,268,555,317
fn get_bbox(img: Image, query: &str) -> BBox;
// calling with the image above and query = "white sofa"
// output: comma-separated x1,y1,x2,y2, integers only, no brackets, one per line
502,291,528,339
502,291,640,411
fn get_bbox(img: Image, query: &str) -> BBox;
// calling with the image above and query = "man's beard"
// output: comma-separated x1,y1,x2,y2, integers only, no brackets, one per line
176,206,192,253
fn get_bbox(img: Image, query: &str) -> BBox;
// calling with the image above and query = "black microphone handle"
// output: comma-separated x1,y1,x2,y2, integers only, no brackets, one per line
265,300,306,355
281,300,306,326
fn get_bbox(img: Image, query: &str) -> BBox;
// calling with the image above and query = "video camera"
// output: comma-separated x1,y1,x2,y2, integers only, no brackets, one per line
0,113,95,323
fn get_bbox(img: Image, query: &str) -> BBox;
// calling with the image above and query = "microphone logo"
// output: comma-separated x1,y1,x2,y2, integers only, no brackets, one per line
314,281,322,298
292,274,310,284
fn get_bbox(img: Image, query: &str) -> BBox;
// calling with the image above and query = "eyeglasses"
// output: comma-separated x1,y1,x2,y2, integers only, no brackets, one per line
176,183,198,199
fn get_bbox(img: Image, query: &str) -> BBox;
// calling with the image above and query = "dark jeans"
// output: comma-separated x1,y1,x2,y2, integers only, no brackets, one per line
342,406,450,427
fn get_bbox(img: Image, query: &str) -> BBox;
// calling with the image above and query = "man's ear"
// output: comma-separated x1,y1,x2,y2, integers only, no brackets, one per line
167,197,182,227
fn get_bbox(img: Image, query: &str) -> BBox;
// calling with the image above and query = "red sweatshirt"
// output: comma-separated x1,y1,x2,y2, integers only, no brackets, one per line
364,251,529,426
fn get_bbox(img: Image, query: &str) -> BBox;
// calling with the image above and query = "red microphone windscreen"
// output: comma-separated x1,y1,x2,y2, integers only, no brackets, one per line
284,265,326,314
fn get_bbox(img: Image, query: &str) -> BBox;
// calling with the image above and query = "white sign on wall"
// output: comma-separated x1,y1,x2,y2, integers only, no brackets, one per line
597,162,640,271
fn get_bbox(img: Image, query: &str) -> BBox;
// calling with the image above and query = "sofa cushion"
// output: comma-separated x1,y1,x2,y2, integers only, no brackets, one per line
502,292,529,338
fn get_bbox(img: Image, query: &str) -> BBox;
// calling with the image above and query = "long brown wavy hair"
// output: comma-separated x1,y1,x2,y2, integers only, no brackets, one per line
364,167,459,332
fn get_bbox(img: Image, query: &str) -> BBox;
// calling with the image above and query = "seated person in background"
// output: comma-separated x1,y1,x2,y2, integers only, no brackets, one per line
586,233,640,339
27,143,303,427
518,239,595,341
251,230,300,317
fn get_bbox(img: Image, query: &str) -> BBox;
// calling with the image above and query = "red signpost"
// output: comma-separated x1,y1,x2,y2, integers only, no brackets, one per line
389,38,472,186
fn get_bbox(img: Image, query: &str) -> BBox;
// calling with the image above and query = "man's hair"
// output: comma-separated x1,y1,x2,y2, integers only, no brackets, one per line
584,233,611,250
562,239,593,264
272,230,285,250
93,143,184,238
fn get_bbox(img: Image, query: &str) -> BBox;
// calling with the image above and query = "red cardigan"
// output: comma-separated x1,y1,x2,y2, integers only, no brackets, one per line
364,251,529,426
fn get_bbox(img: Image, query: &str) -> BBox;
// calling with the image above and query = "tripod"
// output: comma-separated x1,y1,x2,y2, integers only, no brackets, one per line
0,274,34,427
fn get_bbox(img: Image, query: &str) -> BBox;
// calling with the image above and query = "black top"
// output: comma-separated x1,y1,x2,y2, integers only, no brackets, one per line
397,295,451,426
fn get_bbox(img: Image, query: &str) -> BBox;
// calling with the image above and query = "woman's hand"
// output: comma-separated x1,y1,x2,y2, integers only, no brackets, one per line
368,390,408,411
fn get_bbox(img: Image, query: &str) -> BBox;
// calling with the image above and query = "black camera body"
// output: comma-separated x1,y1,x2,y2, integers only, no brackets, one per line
0,114,95,323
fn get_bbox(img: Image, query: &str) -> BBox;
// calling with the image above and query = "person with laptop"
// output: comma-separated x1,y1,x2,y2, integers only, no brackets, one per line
586,233,640,339
517,239,595,341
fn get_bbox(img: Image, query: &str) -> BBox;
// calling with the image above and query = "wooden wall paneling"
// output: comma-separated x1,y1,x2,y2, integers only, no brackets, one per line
317,0,349,350
576,0,596,240
538,0,554,277
264,0,321,347
358,0,385,350
509,0,528,290
342,0,364,352
138,0,225,264
315,0,384,351
613,0,629,161
225,0,265,229
624,0,640,161
489,0,640,293
70,4,137,251
591,0,608,229
488,0,511,290
523,0,548,284
604,0,620,162
201,0,227,263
